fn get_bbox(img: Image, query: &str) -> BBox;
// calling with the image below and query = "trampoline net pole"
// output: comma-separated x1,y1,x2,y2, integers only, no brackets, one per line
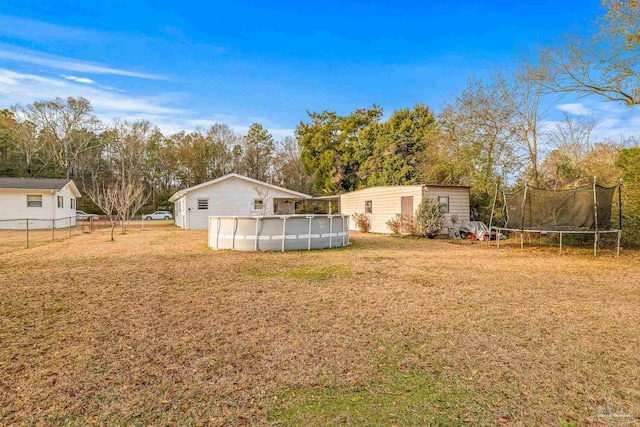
488,180,499,247
593,176,598,257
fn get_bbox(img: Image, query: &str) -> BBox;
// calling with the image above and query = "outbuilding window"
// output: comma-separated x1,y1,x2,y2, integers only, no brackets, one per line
71,198,76,210
438,196,449,213
254,199,264,210
27,195,42,208
365,200,372,214
57,195,63,208
197,199,209,210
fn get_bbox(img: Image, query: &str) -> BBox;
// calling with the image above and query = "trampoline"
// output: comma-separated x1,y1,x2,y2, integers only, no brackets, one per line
489,178,623,256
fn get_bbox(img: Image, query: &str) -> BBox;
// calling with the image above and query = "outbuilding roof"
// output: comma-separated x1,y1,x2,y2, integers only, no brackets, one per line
0,177,81,197
169,173,313,203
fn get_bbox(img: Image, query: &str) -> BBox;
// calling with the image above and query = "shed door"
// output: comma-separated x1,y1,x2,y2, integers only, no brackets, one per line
401,196,413,232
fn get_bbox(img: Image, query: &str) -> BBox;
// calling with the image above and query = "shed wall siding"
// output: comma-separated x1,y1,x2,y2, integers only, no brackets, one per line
424,186,471,230
179,177,304,230
339,186,423,234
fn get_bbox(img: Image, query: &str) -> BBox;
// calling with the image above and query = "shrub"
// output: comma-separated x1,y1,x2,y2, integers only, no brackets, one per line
401,215,417,235
413,198,445,238
386,215,402,235
352,213,372,233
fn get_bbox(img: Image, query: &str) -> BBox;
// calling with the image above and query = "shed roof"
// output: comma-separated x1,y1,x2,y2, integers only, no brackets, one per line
169,173,313,203
322,183,471,198
0,177,79,191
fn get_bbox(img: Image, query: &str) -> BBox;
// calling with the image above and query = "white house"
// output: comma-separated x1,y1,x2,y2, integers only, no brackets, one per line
334,184,471,234
169,173,313,230
0,178,81,229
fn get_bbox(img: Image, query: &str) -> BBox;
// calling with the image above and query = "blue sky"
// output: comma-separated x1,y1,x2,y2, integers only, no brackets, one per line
0,0,637,140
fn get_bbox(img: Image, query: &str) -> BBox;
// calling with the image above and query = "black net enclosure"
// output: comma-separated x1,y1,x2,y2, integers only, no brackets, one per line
502,184,619,231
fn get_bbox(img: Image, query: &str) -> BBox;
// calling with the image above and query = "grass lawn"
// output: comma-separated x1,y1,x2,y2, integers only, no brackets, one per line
1,225,639,426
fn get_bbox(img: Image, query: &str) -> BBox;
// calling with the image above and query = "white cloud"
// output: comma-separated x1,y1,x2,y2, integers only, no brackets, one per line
0,45,162,80
0,68,293,139
61,75,96,84
556,103,593,115
0,68,180,115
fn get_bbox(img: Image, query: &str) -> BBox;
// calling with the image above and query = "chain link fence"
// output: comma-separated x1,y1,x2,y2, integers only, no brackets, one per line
0,215,173,254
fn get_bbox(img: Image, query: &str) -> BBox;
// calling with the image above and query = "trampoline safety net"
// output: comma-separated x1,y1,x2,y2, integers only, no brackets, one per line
503,185,618,231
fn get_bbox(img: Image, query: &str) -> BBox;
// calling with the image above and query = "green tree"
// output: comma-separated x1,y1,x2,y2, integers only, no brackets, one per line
297,106,383,194
357,104,436,186
241,123,275,182
617,146,640,181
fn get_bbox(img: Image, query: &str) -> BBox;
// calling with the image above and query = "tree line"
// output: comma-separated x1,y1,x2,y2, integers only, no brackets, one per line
0,0,639,232
0,99,311,213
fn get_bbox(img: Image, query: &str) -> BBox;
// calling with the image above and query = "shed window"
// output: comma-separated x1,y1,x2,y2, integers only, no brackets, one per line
438,196,449,213
71,198,76,210
197,199,209,210
27,195,42,208
365,200,372,214
57,195,63,208
254,199,264,210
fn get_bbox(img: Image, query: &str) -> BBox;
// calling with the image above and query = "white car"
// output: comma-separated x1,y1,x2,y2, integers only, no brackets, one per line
143,211,173,221
76,210,99,220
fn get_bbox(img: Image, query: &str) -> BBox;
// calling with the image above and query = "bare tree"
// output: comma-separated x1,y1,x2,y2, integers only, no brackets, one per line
86,181,120,241
254,186,272,215
541,114,599,187
13,97,100,178
503,60,549,185
544,0,640,106
6,116,47,177
440,74,520,194
114,180,148,233
272,136,313,194
86,180,148,239
106,119,155,184
547,113,599,163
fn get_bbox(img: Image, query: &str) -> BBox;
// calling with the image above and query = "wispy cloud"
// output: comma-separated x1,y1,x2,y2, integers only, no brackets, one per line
61,74,96,84
556,103,592,115
0,68,293,138
0,45,163,80
549,100,640,143
0,68,180,114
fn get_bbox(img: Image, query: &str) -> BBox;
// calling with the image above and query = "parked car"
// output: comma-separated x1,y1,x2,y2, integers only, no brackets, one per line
76,210,99,220
143,211,173,221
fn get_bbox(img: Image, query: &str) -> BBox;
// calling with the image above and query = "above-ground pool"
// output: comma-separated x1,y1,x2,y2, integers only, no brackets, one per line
208,215,350,251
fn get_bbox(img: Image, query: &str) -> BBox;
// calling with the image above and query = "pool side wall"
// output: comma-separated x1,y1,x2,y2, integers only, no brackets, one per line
208,215,350,251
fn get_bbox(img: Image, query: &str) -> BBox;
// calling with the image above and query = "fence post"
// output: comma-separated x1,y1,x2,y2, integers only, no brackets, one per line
52,219,55,242
26,219,29,249
69,217,72,237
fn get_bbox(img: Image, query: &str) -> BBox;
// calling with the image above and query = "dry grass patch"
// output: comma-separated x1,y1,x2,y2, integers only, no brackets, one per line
1,226,639,426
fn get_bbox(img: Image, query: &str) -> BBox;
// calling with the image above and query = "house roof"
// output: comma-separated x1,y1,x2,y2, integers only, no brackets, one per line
169,173,313,203
0,177,81,196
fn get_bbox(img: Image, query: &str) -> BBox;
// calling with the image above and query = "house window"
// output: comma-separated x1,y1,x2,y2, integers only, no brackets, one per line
27,195,42,208
365,200,372,214
438,196,449,213
71,198,76,210
197,199,209,210
254,199,264,210
57,195,63,208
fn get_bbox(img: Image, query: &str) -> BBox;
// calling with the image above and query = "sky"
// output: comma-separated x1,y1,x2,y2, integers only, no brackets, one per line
0,0,638,141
